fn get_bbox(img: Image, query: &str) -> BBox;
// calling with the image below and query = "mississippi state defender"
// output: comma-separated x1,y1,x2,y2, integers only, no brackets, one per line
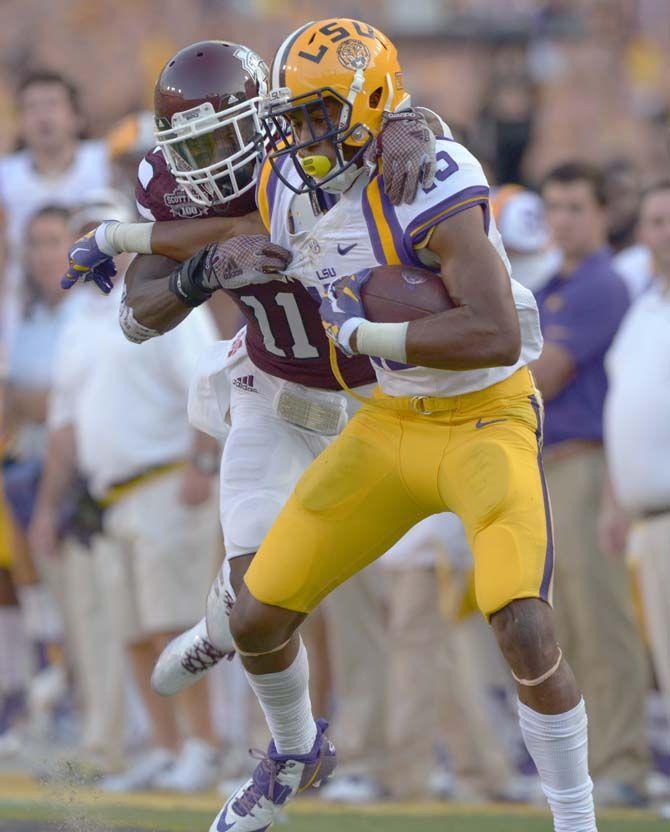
61,38,440,693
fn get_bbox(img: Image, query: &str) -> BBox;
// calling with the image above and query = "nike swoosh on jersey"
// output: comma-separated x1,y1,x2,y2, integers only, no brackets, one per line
337,243,357,256
475,418,507,429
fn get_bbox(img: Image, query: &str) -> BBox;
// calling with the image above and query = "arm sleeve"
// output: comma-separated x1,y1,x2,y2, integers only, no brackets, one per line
542,273,630,367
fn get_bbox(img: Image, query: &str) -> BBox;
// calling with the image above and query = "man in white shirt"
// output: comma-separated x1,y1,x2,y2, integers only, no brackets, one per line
30,199,222,791
0,71,112,349
603,181,670,744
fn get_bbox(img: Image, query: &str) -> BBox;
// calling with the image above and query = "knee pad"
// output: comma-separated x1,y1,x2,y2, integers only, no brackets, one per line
221,494,285,558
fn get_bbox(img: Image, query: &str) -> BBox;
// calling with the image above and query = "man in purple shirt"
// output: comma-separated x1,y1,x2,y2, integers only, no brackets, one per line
532,162,649,806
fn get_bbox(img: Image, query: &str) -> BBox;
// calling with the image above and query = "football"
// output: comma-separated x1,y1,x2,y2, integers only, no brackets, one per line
360,265,455,323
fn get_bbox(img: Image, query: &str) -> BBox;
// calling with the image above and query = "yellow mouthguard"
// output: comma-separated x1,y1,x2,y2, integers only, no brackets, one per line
300,155,332,179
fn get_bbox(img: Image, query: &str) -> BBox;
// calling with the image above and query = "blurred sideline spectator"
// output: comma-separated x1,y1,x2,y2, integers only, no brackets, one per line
31,223,222,790
603,159,653,300
0,364,30,744
491,184,559,293
604,159,641,254
478,70,537,185
381,513,533,803
1,205,84,751
533,161,649,806
603,182,670,744
0,71,112,350
106,110,159,201
316,568,388,803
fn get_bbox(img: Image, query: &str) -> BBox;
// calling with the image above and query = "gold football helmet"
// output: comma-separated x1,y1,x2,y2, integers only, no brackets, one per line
262,19,410,194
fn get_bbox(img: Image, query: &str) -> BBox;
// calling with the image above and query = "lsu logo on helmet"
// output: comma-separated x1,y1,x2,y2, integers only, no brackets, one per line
336,39,371,71
261,19,410,195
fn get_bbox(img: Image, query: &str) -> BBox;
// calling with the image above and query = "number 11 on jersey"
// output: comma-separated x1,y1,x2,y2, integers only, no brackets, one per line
239,292,319,359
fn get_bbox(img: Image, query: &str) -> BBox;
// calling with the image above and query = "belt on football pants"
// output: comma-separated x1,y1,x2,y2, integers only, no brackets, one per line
100,459,186,507
329,341,536,415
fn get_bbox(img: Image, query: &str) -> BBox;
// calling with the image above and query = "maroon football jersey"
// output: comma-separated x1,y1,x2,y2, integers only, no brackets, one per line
136,146,256,221
136,149,374,389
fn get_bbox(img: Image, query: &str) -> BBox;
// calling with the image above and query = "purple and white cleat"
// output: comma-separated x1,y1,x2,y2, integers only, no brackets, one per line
151,617,234,696
210,718,337,832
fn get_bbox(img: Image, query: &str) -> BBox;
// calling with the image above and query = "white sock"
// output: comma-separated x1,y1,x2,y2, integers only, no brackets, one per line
518,698,596,832
244,639,317,756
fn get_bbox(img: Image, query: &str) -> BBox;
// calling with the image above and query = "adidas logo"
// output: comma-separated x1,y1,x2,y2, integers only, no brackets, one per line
232,374,257,392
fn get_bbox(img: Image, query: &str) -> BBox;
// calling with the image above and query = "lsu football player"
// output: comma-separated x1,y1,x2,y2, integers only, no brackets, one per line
61,39,442,696
171,19,597,832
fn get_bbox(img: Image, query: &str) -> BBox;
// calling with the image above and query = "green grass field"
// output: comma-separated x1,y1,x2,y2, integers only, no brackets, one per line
0,778,667,832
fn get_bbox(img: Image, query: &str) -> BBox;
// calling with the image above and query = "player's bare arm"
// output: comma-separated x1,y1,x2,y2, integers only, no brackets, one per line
346,206,521,371
405,207,521,369
120,213,264,336
150,212,264,261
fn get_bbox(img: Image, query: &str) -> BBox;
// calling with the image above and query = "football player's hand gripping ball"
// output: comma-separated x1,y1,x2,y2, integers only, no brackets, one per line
319,270,372,355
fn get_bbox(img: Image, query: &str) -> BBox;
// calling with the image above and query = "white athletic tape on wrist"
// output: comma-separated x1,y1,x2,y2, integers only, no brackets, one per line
118,292,160,343
511,648,563,687
355,320,409,364
338,316,365,353
97,220,154,256
234,636,292,658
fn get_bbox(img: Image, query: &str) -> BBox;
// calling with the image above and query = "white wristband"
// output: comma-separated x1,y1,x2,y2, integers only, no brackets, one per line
354,320,409,364
96,220,154,256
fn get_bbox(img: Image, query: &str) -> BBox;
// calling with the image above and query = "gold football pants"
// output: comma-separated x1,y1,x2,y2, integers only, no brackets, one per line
245,367,554,619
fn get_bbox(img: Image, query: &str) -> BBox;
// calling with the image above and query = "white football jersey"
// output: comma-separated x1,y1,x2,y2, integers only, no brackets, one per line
264,138,543,398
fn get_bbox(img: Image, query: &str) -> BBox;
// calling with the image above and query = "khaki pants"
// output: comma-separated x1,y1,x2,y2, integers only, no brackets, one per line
34,537,126,766
629,514,670,722
322,566,388,778
545,446,649,787
385,567,514,799
101,470,219,643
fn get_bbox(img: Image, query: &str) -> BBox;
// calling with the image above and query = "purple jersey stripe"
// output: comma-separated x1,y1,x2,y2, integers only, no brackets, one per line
529,394,555,602
378,179,428,269
266,154,291,223
362,184,386,264
406,185,490,246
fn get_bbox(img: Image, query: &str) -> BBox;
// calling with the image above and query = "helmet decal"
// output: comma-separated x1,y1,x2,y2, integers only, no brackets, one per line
336,39,371,72
261,19,410,196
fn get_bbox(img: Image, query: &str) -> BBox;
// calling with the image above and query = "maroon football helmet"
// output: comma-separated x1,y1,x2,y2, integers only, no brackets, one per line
154,41,269,207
